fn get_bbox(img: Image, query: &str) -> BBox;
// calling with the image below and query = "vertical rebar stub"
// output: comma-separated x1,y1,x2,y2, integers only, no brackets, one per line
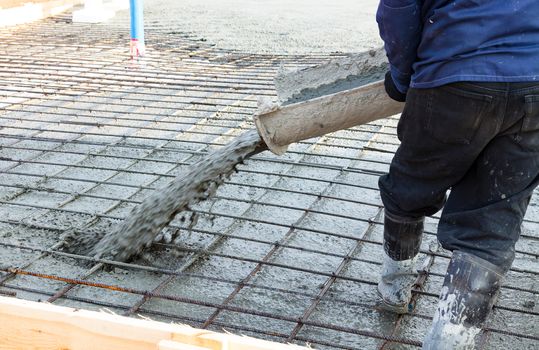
129,0,145,57
130,39,145,58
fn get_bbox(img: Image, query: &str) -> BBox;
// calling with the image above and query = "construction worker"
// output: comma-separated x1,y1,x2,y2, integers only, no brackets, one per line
375,1,539,349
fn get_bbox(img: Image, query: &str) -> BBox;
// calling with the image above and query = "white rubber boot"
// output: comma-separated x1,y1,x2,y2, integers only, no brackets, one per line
422,251,504,350
377,252,418,313
377,211,424,314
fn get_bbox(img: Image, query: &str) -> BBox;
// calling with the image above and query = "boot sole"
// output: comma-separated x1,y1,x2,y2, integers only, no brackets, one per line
375,290,414,314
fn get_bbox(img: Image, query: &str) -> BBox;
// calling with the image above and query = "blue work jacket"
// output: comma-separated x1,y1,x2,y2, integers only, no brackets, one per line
377,0,539,93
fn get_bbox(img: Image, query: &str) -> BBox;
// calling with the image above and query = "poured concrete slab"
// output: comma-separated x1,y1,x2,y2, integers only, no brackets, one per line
0,3,536,350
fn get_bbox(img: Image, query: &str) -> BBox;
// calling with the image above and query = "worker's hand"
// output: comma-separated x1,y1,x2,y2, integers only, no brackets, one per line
384,71,407,102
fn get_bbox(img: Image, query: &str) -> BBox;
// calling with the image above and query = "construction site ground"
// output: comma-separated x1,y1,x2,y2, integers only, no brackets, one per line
0,1,537,349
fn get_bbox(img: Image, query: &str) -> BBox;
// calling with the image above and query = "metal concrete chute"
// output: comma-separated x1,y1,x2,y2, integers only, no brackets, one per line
254,47,404,155
254,80,403,155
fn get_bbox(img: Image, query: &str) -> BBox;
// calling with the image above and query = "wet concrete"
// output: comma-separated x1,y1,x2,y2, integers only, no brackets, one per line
75,130,264,262
276,48,388,105
125,0,382,55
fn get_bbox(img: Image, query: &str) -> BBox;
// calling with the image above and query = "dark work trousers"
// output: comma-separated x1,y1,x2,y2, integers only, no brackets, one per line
379,82,539,272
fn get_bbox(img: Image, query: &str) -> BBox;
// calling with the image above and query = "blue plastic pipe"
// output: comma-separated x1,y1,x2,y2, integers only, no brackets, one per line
129,0,145,57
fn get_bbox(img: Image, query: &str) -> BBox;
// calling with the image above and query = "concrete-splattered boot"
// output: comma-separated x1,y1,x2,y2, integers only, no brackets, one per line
377,211,423,314
422,251,504,350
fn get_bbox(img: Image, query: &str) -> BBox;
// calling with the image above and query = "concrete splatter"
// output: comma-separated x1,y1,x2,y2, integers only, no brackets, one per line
64,130,265,262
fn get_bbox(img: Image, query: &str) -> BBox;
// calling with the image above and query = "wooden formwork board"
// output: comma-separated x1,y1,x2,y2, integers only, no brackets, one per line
0,296,310,350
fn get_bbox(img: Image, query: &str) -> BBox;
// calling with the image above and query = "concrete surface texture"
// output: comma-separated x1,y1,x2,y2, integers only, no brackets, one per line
133,0,382,54
0,1,537,350
274,47,388,104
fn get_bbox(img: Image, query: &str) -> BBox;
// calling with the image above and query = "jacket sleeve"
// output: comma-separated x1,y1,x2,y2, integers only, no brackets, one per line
376,0,423,93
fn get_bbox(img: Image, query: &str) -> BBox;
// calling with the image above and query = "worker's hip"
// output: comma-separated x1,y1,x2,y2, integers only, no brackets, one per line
379,81,539,270
399,82,539,144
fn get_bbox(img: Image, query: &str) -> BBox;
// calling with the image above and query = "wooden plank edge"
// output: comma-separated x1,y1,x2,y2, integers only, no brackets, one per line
0,295,310,350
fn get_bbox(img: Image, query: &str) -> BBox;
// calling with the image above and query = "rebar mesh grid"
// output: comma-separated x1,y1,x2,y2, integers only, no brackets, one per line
0,13,538,350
